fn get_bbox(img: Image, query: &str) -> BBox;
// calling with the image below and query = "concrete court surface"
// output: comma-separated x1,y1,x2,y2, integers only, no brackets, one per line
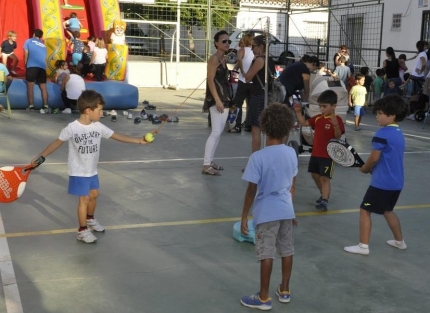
0,88,429,313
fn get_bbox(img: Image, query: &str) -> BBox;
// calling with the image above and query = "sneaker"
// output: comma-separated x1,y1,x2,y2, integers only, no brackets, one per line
355,127,361,131
40,108,46,114
315,199,328,211
123,110,129,116
110,110,117,116
275,286,291,303
26,105,34,111
240,293,272,311
344,243,369,255
111,115,117,122
52,108,60,114
77,229,97,243
86,219,105,232
316,196,322,204
62,108,72,114
386,240,407,250
406,113,415,120
141,113,148,120
127,112,133,119
134,117,141,124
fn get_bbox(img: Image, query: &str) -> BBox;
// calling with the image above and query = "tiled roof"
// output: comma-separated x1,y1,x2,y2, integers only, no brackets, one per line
240,0,329,8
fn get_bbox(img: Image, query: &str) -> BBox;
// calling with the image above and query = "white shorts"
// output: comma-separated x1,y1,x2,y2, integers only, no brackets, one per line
1,52,14,57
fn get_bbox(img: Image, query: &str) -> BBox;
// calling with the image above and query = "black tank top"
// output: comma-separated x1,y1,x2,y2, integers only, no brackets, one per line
385,58,400,79
205,60,230,106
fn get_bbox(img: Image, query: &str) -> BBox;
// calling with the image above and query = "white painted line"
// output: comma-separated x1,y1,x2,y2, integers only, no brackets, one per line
0,216,23,313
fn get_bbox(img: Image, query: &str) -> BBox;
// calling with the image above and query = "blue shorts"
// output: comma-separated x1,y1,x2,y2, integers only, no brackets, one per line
68,175,99,196
354,105,366,116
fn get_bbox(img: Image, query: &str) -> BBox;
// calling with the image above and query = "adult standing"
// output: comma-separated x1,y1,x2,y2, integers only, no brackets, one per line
61,66,85,114
244,35,275,153
279,54,319,105
90,37,108,81
410,40,428,94
383,47,405,95
24,29,49,114
333,45,353,73
202,30,231,176
229,33,254,133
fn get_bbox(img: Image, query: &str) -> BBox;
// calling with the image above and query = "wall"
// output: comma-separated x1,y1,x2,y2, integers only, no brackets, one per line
127,61,207,89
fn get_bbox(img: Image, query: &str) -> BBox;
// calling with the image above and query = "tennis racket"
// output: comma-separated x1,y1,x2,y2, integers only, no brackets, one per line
326,139,365,167
0,156,45,203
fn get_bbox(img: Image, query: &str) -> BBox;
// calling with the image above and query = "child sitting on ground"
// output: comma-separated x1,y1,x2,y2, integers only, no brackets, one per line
240,103,297,311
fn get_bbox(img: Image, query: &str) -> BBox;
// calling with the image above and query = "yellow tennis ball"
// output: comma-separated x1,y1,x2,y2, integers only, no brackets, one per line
144,133,154,143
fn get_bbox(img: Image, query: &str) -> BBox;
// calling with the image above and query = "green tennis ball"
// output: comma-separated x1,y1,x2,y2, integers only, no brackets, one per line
144,133,154,143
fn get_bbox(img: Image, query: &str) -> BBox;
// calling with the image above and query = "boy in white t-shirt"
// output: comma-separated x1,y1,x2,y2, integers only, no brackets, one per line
31,90,148,243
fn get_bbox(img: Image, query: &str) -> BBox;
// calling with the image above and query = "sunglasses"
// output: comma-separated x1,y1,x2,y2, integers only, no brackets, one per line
221,39,232,44
341,50,347,53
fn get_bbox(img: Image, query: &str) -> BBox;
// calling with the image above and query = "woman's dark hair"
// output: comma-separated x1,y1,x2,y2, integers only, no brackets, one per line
301,54,320,67
69,65,80,75
416,40,426,52
252,35,266,48
213,30,228,48
385,47,396,58
375,68,385,77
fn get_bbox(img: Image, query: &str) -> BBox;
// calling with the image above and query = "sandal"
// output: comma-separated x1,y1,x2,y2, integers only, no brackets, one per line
228,126,241,133
210,162,224,170
144,104,156,110
201,166,220,176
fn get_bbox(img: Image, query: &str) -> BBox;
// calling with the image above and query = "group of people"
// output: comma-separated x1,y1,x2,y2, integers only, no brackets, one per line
202,30,410,310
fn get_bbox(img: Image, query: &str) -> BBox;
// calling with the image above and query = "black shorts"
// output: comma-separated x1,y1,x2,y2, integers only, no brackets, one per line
308,156,335,178
26,67,47,84
360,186,401,215
233,81,252,107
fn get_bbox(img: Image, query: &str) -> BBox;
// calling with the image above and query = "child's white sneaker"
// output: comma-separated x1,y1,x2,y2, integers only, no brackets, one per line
344,243,369,255
86,219,105,232
77,229,97,243
387,240,407,250
62,108,72,114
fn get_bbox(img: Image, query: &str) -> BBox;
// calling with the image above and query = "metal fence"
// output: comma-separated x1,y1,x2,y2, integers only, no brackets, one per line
118,0,393,74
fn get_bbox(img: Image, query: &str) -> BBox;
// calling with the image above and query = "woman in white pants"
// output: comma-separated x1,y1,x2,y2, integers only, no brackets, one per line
202,30,231,176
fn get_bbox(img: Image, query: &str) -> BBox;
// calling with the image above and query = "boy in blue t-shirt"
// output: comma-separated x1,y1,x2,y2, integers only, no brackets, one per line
240,103,298,310
63,12,83,34
344,94,409,256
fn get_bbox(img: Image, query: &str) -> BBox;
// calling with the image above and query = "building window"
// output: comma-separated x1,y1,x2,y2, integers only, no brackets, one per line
391,14,401,31
422,11,430,42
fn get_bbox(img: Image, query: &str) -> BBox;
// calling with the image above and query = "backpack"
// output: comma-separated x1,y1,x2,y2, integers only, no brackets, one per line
256,68,287,104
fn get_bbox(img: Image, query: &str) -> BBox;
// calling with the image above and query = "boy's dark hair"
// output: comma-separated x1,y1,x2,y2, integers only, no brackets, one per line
73,31,81,39
355,73,364,81
317,90,337,105
387,79,395,85
77,90,105,114
34,29,43,38
375,68,385,77
87,36,95,42
372,94,408,122
360,67,369,75
259,103,294,140
403,72,410,81
70,12,77,18
398,54,407,60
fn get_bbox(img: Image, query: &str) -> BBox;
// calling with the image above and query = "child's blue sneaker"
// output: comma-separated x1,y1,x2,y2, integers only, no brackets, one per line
240,293,272,310
275,286,291,303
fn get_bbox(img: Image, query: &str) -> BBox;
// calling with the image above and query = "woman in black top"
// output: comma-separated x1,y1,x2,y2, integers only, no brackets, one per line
202,30,231,176
383,47,405,95
243,35,275,153
279,54,319,105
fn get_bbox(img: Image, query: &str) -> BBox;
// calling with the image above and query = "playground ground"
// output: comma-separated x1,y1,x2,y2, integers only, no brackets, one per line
0,87,429,313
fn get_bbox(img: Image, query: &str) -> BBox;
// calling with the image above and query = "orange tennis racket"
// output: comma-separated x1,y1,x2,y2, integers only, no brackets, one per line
0,156,45,203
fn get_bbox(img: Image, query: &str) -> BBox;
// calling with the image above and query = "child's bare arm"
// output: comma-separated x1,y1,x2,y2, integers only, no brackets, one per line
348,92,353,107
360,150,381,173
292,104,309,126
241,182,257,235
32,139,64,164
110,133,147,144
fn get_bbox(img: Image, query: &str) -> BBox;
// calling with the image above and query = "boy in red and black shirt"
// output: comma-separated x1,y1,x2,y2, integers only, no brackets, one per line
294,90,345,211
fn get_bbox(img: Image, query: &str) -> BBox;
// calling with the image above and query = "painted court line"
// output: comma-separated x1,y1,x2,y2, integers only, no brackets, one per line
0,204,428,239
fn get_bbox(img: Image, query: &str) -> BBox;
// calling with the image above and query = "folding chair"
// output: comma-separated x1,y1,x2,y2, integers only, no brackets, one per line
0,71,11,118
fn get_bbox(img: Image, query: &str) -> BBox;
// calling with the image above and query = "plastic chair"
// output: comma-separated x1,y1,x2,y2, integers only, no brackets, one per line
0,71,11,118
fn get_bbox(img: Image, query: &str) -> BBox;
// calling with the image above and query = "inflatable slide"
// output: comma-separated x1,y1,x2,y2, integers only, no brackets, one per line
0,0,135,110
